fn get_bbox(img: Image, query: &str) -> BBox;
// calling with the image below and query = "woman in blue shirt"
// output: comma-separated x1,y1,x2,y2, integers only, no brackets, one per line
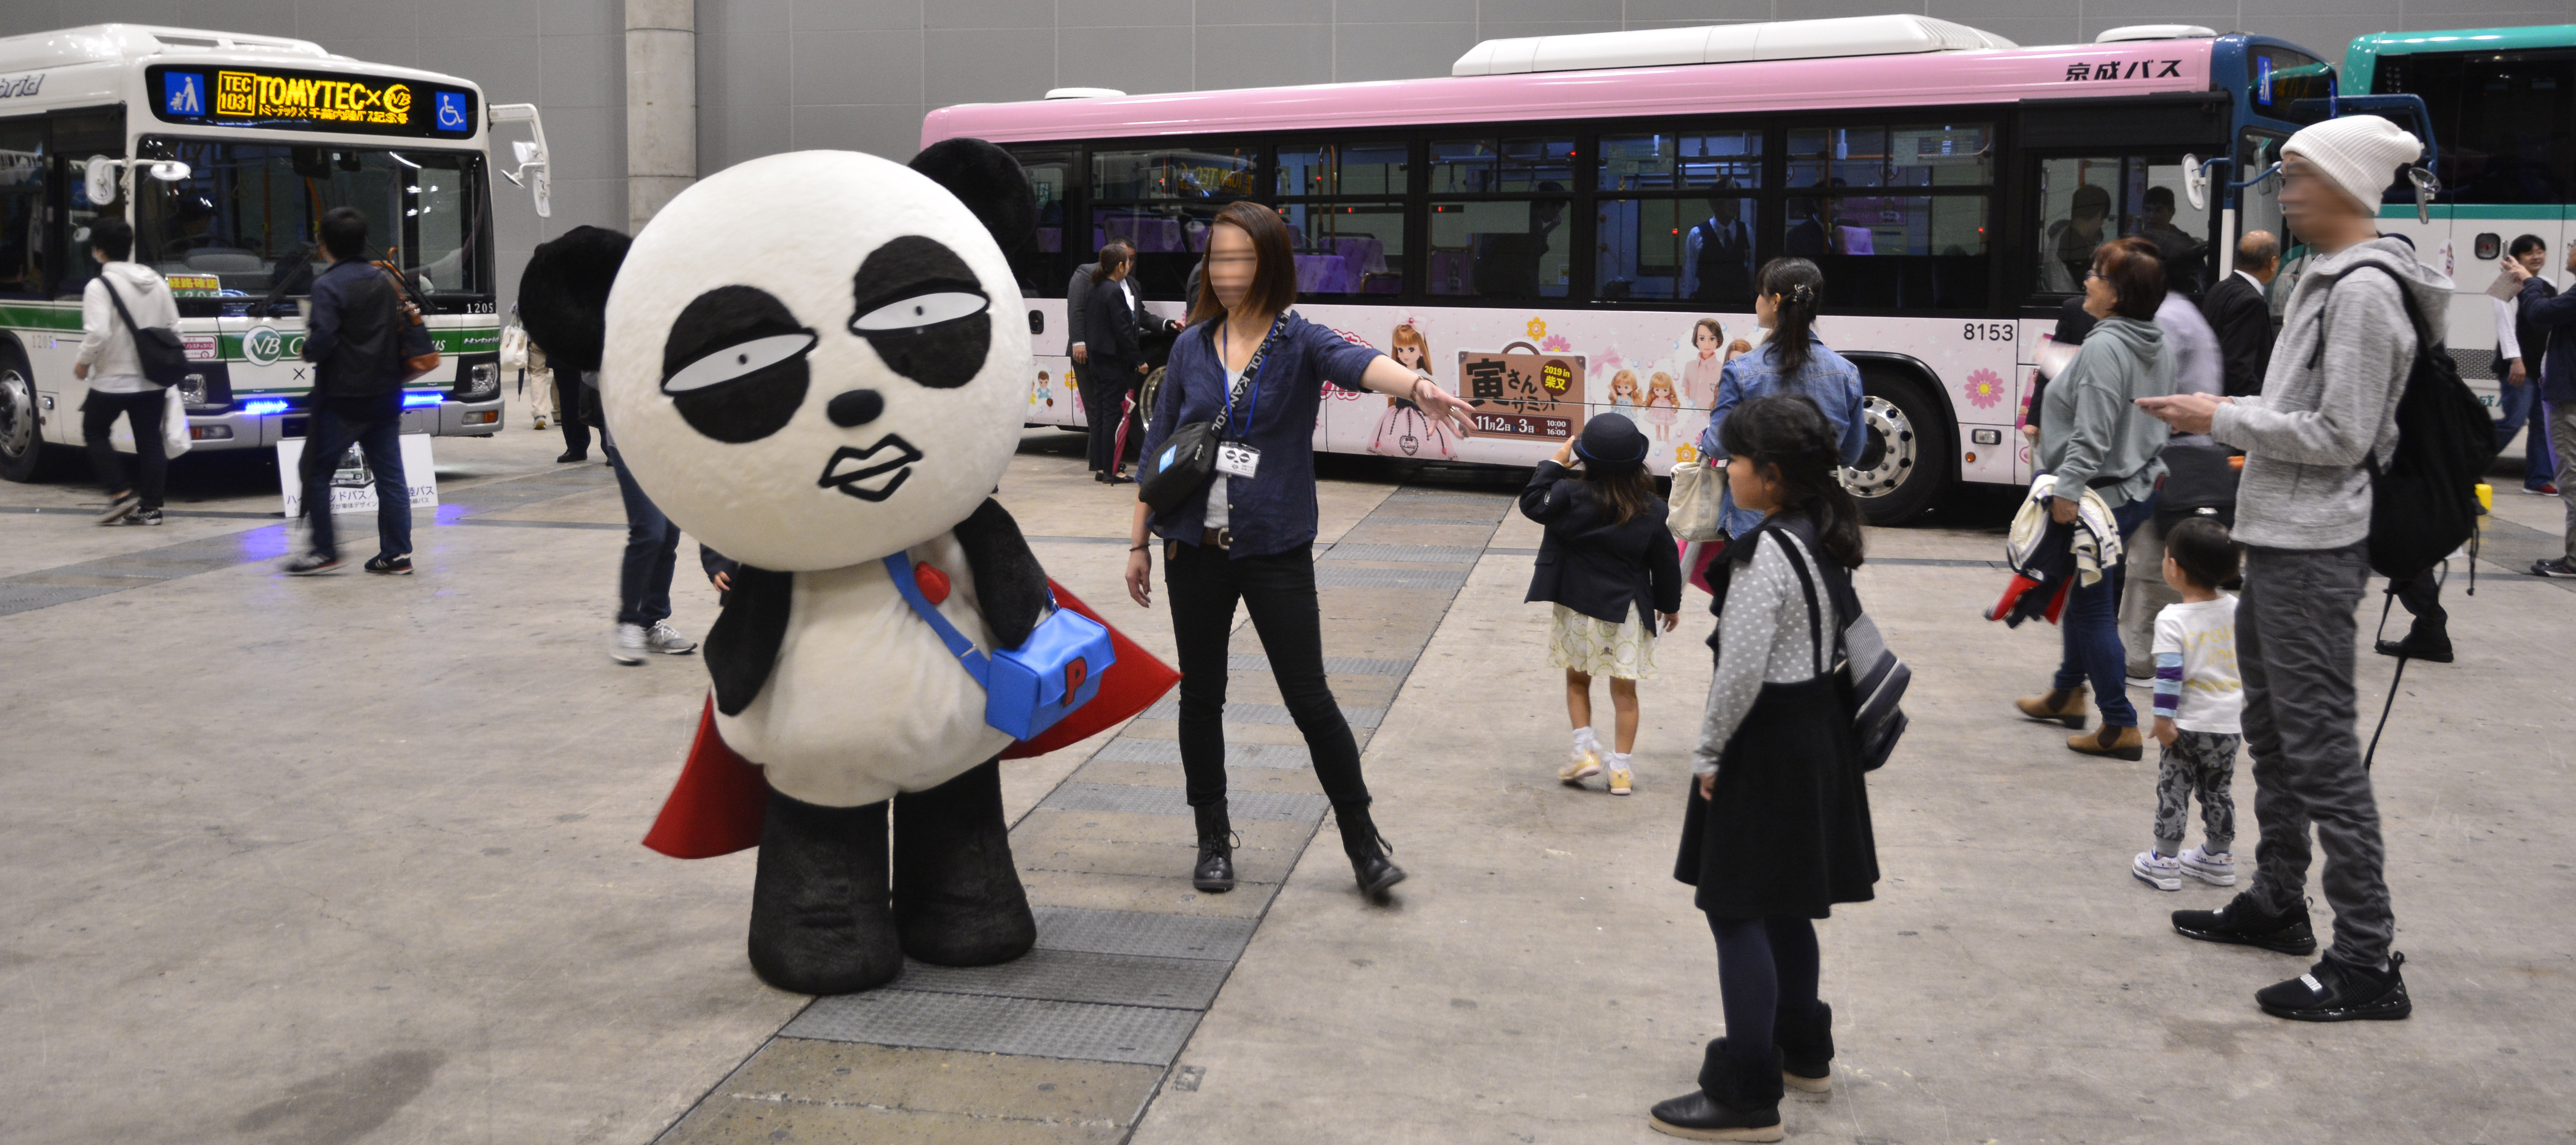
1126,201,1476,900
1695,258,1870,547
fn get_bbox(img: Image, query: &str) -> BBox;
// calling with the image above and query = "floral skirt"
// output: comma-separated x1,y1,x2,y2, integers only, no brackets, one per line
1547,603,1657,680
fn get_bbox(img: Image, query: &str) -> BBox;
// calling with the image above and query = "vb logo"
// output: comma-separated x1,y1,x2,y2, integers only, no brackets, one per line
242,325,304,366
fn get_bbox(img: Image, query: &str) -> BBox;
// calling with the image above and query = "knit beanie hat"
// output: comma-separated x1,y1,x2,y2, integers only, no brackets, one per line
2280,115,2421,213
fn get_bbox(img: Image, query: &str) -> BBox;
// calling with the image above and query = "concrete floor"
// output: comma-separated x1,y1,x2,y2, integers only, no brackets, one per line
1,402,2570,1144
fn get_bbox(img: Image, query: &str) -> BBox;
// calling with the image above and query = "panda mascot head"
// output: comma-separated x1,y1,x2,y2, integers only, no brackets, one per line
599,142,1035,571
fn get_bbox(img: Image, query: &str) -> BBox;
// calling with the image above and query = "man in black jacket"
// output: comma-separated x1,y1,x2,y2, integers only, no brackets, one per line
2202,230,2279,398
284,207,413,576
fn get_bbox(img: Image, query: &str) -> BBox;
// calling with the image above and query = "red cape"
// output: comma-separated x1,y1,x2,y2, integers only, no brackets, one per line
641,580,1179,859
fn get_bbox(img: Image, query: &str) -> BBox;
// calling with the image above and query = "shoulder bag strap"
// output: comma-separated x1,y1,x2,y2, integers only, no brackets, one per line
99,275,146,340
882,552,991,686
1766,527,1830,678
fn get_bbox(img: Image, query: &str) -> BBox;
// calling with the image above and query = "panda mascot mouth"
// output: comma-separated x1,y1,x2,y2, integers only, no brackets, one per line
817,435,925,502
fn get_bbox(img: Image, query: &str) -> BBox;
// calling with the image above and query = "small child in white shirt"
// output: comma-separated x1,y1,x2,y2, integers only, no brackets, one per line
2132,516,2245,892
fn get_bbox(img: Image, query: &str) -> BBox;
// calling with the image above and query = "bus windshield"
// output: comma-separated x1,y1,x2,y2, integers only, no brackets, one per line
131,138,489,301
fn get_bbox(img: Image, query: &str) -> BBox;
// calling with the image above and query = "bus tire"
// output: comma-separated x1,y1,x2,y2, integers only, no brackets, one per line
1848,368,1949,525
0,344,51,484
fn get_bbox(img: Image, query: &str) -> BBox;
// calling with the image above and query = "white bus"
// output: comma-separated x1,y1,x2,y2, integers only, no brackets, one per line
0,25,552,482
926,16,2339,520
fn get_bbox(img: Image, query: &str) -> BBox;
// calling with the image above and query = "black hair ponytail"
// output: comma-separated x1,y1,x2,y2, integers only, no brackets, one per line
1759,257,1824,378
1715,392,1864,569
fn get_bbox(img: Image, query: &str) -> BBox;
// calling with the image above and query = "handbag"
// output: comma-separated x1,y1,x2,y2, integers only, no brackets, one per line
161,384,192,457
1774,528,1911,772
1137,318,1277,515
2153,441,2240,532
372,262,442,383
100,277,190,387
1668,459,1727,541
884,551,1116,741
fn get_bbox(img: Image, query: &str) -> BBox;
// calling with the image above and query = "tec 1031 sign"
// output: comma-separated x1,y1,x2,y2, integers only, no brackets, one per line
147,65,477,138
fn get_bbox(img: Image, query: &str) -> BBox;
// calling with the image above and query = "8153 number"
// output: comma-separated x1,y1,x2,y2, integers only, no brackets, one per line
1962,322,2014,341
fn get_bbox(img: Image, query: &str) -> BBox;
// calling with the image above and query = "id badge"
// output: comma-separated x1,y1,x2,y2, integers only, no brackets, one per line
1215,442,1262,478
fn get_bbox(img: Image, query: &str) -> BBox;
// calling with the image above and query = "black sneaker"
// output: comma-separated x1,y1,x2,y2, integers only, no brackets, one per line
2533,558,2576,579
557,448,587,464
97,493,139,524
2374,632,2453,662
124,507,165,527
364,554,413,575
283,552,344,576
2172,890,2317,955
2257,952,2411,1022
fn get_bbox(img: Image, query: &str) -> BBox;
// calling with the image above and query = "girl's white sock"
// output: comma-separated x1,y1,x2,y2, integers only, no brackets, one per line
1574,727,1598,754
1610,751,1632,772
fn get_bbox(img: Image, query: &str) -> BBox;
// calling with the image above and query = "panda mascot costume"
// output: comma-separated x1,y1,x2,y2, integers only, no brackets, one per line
592,140,1174,996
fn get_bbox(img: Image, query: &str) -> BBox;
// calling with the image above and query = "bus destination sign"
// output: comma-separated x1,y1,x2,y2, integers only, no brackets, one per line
146,65,476,138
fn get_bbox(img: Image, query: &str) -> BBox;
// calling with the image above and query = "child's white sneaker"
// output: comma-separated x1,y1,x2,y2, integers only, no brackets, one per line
1560,745,1601,785
1607,766,1632,795
2179,845,2236,886
2132,850,2182,892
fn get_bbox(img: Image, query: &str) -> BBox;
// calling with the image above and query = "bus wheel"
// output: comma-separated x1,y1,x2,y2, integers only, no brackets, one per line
0,354,46,484
1846,373,1947,525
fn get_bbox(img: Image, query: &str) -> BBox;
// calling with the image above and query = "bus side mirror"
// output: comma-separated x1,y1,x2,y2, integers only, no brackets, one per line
83,155,119,205
146,161,191,182
2407,166,2440,226
2182,153,2207,212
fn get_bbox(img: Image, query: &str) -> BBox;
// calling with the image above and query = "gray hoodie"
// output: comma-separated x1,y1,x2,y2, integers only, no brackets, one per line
2210,236,2451,550
2039,315,2175,508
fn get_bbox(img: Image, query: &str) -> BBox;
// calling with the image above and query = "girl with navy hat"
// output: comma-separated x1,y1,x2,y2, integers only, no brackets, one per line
1520,414,1683,795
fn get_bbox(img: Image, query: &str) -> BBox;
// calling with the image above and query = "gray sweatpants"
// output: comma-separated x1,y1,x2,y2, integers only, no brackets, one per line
2122,516,2178,678
2552,401,2576,561
2239,541,2392,967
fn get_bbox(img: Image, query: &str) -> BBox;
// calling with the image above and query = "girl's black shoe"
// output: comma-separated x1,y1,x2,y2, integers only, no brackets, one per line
1336,803,1406,899
1651,1038,1785,1141
1775,1000,1833,1094
1192,803,1236,893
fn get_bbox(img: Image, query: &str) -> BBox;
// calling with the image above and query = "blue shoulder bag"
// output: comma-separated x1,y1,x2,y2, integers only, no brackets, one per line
884,552,1114,741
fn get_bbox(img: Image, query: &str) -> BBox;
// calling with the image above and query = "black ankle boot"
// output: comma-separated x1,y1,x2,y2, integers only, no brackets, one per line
1650,1037,1784,1141
747,792,903,996
890,760,1036,967
1336,803,1406,899
1192,802,1236,893
1775,1000,1834,1094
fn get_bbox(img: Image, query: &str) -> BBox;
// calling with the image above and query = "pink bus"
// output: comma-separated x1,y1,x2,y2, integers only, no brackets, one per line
923,16,2335,520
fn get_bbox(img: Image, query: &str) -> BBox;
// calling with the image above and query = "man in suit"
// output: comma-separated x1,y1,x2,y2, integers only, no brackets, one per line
1686,195,1755,303
1065,259,1099,368
2202,230,2279,398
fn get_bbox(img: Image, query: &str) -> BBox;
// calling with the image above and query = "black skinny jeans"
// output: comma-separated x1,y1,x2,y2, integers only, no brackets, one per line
81,389,167,509
1164,541,1370,811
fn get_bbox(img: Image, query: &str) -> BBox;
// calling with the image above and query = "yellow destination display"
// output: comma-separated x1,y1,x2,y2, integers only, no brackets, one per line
215,70,413,127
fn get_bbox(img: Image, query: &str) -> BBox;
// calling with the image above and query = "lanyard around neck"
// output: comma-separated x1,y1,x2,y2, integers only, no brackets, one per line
1218,315,1279,440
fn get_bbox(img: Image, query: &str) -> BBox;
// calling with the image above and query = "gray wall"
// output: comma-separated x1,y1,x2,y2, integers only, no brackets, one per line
9,0,2576,302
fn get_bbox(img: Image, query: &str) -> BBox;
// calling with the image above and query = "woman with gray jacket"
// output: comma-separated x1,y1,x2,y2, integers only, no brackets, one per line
2016,236,2176,760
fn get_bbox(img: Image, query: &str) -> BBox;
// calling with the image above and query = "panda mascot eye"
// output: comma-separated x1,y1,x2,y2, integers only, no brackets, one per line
847,235,992,390
660,285,816,443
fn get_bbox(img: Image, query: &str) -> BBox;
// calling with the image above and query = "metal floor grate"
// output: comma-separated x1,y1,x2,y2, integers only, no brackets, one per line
1317,543,1487,564
1313,566,1472,591
1090,738,1314,770
1227,653,1416,676
783,989,1202,1066
1038,782,1326,823
1030,906,1257,962
895,948,1231,1010
1137,697,1384,728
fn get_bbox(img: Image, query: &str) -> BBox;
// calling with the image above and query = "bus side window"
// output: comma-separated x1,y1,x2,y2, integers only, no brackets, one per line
1789,123,1993,311
2031,153,2208,302
0,121,43,300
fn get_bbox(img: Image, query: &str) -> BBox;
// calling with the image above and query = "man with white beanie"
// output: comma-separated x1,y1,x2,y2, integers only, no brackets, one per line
2138,114,2440,1024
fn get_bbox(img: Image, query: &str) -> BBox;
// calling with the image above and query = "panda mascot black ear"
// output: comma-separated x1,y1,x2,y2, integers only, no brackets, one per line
517,225,632,374
908,139,1035,263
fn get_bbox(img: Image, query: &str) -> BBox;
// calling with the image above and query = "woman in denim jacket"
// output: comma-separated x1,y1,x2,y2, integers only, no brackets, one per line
1695,258,1870,548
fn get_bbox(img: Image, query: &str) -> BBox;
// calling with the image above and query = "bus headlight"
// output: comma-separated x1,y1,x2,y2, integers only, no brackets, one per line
453,357,501,401
178,373,209,405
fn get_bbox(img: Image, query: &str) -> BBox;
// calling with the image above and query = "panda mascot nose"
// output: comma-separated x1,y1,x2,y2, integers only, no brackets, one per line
827,389,885,427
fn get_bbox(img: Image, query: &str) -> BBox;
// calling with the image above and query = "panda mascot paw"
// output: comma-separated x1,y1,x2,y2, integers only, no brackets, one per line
603,140,1058,996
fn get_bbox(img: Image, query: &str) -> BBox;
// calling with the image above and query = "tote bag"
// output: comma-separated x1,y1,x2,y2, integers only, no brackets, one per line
1668,459,1727,541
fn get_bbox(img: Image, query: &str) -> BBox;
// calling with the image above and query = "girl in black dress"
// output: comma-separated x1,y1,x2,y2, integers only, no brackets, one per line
1654,394,1880,1142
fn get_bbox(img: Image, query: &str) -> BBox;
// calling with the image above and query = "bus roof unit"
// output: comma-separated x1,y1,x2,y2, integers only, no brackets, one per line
1449,15,2016,77
0,24,333,73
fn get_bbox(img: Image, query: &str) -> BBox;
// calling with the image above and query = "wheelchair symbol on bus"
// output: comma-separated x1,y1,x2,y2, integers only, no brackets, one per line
434,92,468,132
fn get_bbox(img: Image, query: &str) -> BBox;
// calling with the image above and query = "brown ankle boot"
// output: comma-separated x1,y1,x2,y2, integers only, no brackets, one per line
2015,686,2089,728
2067,724,2143,760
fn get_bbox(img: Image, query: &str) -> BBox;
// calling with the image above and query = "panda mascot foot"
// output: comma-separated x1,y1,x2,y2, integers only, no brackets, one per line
747,791,903,995
893,757,1037,966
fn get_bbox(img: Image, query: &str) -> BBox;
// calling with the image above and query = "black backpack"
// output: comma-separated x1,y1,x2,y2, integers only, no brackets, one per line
2352,268,2500,582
